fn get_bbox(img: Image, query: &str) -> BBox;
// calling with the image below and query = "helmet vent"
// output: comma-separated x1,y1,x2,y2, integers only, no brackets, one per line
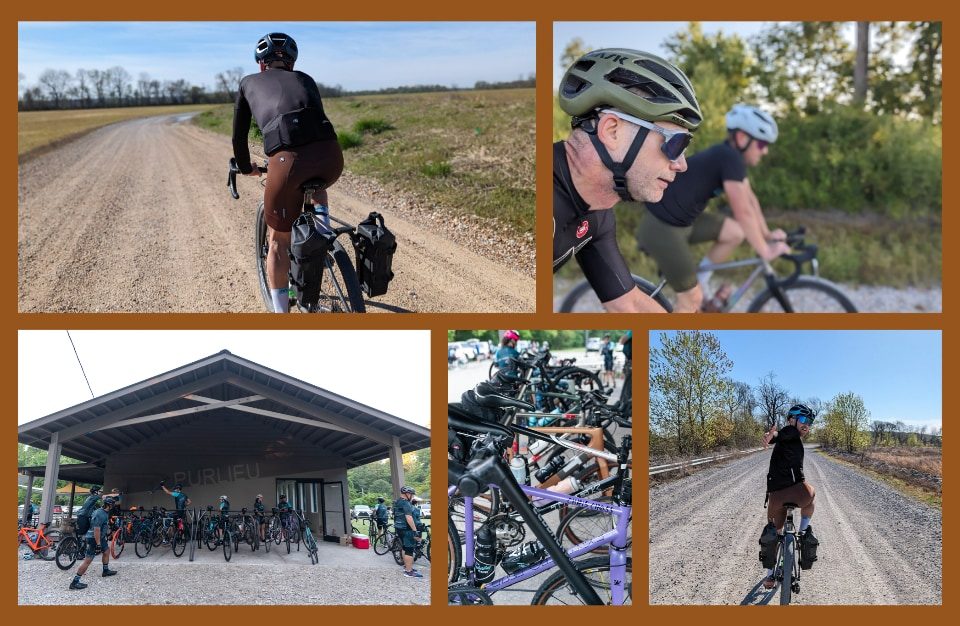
561,75,592,98
572,60,595,72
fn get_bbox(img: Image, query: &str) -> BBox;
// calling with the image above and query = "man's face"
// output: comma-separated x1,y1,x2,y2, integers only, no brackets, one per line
621,119,689,203
738,131,769,167
791,417,811,437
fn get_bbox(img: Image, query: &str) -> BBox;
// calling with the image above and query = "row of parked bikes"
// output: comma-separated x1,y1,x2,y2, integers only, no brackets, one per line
448,349,633,605
51,506,319,570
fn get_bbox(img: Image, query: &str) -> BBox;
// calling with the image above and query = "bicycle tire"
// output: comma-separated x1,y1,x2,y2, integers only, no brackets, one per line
313,242,366,313
531,556,632,605
223,530,232,562
254,202,275,312
285,529,291,554
421,535,431,563
779,535,794,605
391,537,404,566
748,276,857,313
488,362,499,379
555,496,631,555
558,275,672,313
172,530,186,557
303,530,318,565
151,526,164,547
447,517,462,584
135,530,152,558
56,536,80,570
374,530,394,555
111,530,124,559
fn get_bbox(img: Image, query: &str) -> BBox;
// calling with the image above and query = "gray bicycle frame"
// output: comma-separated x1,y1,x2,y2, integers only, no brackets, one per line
454,483,630,604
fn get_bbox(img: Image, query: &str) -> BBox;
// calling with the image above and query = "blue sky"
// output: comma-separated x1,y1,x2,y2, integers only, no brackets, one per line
649,330,942,430
19,22,535,92
553,21,871,86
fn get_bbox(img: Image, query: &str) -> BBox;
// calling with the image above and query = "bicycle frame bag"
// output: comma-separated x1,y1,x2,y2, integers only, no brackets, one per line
261,107,329,155
289,212,336,307
353,212,397,297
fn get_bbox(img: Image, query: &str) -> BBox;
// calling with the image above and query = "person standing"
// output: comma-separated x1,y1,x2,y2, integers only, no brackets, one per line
69,496,118,590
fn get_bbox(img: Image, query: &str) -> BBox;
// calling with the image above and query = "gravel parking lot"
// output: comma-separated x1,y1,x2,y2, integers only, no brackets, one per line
18,539,430,605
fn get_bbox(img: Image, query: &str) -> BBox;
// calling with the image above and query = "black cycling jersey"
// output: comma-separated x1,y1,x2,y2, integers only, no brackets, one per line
232,68,337,174
645,141,747,227
766,424,805,492
553,142,637,303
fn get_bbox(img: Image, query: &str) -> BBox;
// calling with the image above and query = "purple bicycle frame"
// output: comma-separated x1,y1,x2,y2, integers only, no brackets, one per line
449,483,631,605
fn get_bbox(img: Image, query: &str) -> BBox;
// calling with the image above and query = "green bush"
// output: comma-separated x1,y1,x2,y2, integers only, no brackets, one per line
353,118,394,135
337,130,363,150
421,160,452,177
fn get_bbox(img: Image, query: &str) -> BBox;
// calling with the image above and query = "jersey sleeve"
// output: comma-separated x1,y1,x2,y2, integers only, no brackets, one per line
232,81,254,174
574,212,636,303
720,145,748,183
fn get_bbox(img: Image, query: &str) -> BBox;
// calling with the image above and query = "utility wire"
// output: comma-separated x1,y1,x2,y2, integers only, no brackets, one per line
66,330,95,398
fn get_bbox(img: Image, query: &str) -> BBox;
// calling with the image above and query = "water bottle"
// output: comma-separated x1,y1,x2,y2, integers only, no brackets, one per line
474,525,498,584
534,454,566,484
528,438,551,457
28,532,38,543
527,415,538,427
547,475,582,495
509,455,529,485
313,204,331,230
500,540,547,574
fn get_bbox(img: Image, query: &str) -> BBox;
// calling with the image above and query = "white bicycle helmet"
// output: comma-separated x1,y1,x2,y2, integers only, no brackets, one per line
726,104,778,143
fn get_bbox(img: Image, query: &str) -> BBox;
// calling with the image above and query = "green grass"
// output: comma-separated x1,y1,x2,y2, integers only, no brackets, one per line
196,88,535,233
18,104,218,156
337,130,363,150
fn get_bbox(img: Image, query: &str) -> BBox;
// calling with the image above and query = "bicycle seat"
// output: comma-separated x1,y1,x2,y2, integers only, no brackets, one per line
300,177,328,191
782,502,799,509
473,382,535,411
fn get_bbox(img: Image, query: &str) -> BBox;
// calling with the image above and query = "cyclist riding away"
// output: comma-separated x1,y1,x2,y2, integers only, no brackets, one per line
637,104,791,312
70,496,118,590
494,330,522,380
554,48,702,313
232,32,344,314
394,486,423,578
759,404,820,589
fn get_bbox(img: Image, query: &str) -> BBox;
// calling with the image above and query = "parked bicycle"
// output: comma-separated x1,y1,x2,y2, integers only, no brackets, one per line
559,228,856,313
228,158,398,313
18,521,59,561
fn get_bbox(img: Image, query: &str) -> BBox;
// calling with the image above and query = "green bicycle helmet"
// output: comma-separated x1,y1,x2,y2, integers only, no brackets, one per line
559,49,702,201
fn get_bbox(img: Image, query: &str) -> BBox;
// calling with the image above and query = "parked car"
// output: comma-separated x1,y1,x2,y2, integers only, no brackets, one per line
586,337,601,352
466,339,492,360
418,501,431,519
517,340,531,353
351,505,372,519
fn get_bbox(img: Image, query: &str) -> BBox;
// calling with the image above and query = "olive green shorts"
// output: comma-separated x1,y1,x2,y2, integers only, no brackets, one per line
635,210,726,292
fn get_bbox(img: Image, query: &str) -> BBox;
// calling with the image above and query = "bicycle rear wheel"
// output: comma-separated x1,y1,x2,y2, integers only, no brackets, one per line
172,530,186,557
374,530,394,555
254,201,275,312
135,530,153,558
779,536,794,605
558,275,672,313
111,531,124,559
56,536,80,570
391,537,404,565
311,243,366,313
223,530,233,562
748,276,857,313
531,556,632,605
447,518,462,584
303,529,318,565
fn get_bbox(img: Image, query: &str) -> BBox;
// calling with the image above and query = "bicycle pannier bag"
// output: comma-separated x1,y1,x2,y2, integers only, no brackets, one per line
261,108,328,155
289,213,336,307
353,212,397,297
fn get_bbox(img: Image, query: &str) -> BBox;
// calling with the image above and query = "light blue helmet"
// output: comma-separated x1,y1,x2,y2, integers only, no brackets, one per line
726,104,778,143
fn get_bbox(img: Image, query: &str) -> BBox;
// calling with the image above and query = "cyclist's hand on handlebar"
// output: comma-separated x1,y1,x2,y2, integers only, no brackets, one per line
768,228,788,243
242,167,262,178
761,240,791,262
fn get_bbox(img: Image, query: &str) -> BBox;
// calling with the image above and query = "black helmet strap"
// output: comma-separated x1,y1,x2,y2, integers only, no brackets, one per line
586,119,649,203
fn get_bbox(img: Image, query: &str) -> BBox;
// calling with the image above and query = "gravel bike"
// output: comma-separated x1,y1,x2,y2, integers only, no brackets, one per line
18,521,59,560
771,504,803,605
559,228,856,313
228,158,395,313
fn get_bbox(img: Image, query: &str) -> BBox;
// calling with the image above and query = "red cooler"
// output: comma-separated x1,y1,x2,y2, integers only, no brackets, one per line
351,533,370,549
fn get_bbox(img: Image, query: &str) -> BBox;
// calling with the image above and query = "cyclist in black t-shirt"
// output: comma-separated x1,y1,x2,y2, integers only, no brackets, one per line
553,49,702,312
638,104,791,312
758,404,820,589
233,32,344,314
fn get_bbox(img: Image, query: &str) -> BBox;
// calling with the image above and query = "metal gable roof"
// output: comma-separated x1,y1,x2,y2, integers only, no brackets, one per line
18,350,429,469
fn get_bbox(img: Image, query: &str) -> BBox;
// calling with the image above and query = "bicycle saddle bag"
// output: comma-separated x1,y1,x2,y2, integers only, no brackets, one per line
261,107,328,155
289,212,336,307
353,212,397,297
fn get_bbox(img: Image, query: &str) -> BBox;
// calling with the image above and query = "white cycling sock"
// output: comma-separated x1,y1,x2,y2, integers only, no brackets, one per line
696,256,713,293
799,516,811,532
270,288,289,313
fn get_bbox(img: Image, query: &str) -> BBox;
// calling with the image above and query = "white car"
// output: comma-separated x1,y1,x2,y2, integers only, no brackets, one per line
351,505,371,519
418,501,431,519
586,337,602,352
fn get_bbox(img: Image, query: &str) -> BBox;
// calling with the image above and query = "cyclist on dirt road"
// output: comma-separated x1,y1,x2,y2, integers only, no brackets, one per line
637,104,791,313
759,403,820,589
553,48,702,313
233,32,344,314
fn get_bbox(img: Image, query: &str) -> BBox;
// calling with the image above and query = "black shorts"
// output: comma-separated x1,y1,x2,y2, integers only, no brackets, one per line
264,139,344,232
84,536,108,558
398,528,417,556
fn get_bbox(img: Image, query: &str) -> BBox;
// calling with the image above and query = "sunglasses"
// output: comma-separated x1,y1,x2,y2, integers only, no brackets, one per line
797,415,814,425
601,109,693,161
755,138,770,150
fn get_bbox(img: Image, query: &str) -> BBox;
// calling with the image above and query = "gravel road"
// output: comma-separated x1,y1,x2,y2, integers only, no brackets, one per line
19,538,430,605
649,446,941,604
18,114,534,313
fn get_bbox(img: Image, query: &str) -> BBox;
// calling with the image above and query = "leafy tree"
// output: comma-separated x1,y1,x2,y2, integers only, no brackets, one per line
821,391,870,452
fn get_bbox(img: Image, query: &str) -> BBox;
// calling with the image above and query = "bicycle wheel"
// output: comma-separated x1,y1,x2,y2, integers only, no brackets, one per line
374,530,394,555
391,537,404,565
253,201,275,312
531,556,633,605
55,536,80,570
311,242,366,313
223,530,233,562
748,276,857,313
151,526,164,547
111,530,124,559
448,518,462,584
558,275,672,313
172,530,186,557
285,529,291,554
779,536,794,605
135,530,153,558
555,497,631,555
420,534,431,563
303,530,318,565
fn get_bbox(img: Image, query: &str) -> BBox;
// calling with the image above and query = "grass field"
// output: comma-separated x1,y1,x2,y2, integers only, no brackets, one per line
818,446,942,508
18,104,219,157
195,88,535,232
